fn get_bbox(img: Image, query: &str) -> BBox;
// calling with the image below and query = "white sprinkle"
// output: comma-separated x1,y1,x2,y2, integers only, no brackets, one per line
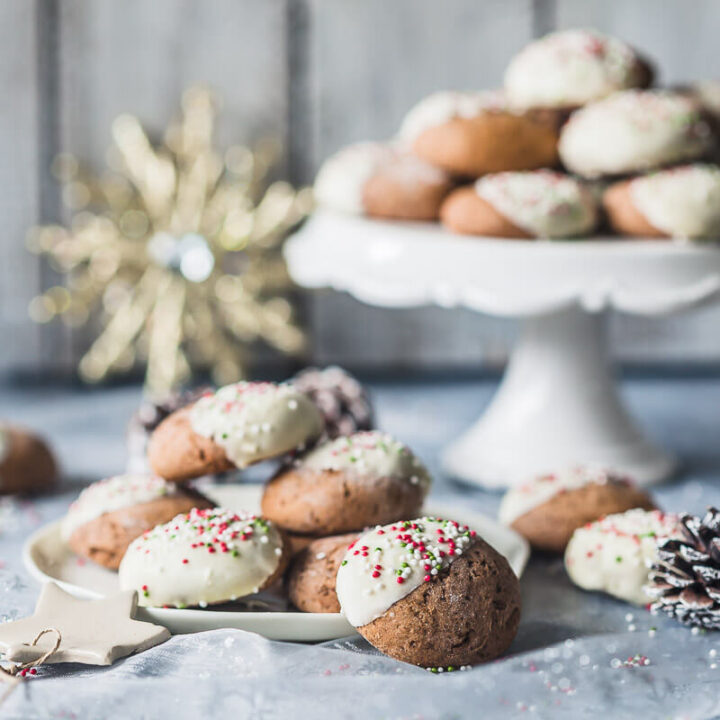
628,624,636,632
625,613,634,622
288,400,298,410
199,600,208,608
692,627,701,635
710,649,717,658
316,552,327,560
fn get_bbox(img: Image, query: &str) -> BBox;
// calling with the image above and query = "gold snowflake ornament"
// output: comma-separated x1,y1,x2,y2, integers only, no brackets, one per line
27,87,312,393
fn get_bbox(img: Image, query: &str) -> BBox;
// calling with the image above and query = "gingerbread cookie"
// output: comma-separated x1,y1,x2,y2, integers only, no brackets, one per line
0,424,57,495
565,508,682,605
290,365,374,439
603,165,720,240
314,142,453,221
261,431,431,535
287,533,357,613
505,29,651,110
336,518,521,667
399,91,559,177
148,382,324,482
441,170,597,239
118,507,288,608
62,474,213,570
559,90,713,178
499,467,655,553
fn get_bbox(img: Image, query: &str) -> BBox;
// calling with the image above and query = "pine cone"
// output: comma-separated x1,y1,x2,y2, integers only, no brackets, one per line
648,507,720,630
291,366,374,439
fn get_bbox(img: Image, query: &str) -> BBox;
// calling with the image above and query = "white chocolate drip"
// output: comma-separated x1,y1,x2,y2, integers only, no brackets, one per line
190,382,324,468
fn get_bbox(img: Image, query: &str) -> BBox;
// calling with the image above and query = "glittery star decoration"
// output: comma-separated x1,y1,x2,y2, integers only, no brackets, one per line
0,583,169,666
27,87,312,393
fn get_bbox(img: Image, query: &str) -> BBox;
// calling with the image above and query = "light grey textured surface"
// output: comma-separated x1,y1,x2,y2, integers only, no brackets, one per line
2,377,720,718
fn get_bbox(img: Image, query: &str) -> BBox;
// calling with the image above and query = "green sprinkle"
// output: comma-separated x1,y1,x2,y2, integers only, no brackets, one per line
615,556,623,563
341,560,347,566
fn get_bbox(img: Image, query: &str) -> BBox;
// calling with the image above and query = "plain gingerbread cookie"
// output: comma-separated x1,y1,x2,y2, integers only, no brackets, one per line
148,382,324,482
119,507,289,608
499,467,656,553
62,474,214,570
0,424,57,495
261,431,431,535
603,164,720,239
314,142,453,221
336,518,521,668
287,533,357,613
399,90,560,177
441,170,597,239
565,508,682,605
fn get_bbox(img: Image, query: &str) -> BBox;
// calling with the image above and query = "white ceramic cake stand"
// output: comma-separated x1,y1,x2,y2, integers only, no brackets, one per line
285,210,720,489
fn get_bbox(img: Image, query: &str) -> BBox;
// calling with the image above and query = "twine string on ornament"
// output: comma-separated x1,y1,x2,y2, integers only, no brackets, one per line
0,628,62,706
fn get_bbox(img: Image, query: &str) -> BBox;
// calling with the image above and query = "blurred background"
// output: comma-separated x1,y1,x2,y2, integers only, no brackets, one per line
2,0,720,384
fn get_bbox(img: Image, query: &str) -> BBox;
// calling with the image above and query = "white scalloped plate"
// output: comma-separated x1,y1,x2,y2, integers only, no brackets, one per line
286,211,720,316
23,484,529,641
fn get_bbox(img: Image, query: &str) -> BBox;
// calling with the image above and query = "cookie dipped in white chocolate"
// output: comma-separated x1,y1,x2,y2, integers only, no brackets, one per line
336,517,475,627
313,142,449,215
475,170,597,238
630,164,720,239
399,90,509,143
118,507,285,608
499,466,632,525
189,382,324,469
61,474,179,541
0,425,8,490
565,509,682,605
505,29,643,109
314,142,389,214
559,90,713,178
297,431,431,492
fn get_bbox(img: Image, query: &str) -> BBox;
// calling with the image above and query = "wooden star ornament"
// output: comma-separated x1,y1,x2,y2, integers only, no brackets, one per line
0,583,170,666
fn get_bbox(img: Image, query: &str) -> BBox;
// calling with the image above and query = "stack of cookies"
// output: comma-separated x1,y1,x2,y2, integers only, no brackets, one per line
315,28,720,241
61,372,522,669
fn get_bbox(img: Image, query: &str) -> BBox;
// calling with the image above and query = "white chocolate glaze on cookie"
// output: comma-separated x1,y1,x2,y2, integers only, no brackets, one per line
399,90,509,143
336,517,475,627
118,507,284,608
630,164,720,239
499,466,631,525
296,431,431,491
314,142,389,215
190,382,323,468
505,29,642,109
313,142,448,215
559,90,713,178
565,509,682,605
61,474,178,541
475,170,597,238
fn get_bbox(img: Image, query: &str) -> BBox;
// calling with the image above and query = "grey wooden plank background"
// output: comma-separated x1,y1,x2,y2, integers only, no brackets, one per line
2,0,720,379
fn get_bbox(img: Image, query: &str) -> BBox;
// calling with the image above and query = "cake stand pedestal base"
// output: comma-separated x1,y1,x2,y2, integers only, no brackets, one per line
441,306,675,489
